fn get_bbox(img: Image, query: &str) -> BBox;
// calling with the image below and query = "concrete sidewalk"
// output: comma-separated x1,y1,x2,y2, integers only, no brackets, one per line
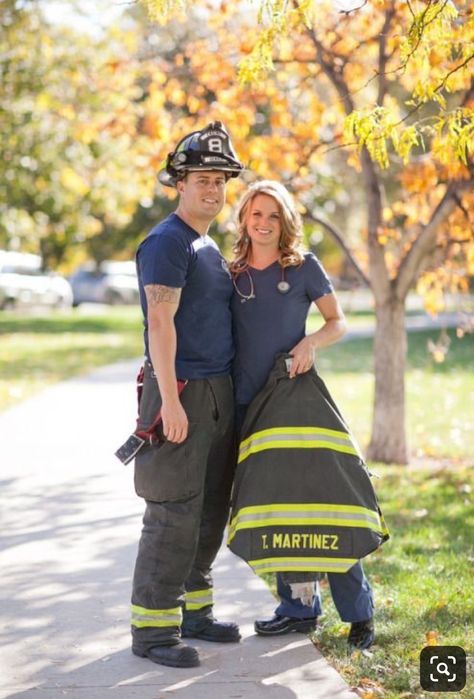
0,360,355,699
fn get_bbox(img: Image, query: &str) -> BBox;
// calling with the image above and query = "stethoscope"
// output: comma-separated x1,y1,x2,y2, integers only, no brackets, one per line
232,267,291,303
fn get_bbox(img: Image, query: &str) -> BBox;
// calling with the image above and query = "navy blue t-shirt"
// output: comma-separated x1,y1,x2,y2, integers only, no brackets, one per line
232,252,333,404
137,213,234,379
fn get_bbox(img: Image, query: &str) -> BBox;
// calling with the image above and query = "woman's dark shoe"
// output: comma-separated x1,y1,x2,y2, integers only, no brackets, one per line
132,640,200,667
254,614,317,636
181,618,241,642
347,618,375,650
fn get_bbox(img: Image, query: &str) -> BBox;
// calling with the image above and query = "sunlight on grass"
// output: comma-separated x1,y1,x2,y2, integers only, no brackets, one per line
313,465,474,698
317,329,473,460
1,310,472,461
0,308,143,410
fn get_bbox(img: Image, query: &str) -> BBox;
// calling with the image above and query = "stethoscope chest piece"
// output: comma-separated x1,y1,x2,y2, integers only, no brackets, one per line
277,280,290,294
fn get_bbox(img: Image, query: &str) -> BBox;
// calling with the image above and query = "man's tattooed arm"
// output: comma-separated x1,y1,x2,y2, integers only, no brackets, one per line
145,284,181,306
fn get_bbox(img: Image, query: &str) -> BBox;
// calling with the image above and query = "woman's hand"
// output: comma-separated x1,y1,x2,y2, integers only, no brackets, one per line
288,336,316,378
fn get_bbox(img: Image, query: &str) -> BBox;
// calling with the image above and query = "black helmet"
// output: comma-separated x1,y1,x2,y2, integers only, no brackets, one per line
158,121,244,187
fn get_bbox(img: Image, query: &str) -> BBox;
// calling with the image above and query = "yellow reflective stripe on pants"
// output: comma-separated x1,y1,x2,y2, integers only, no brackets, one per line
184,588,213,611
249,556,358,575
228,503,385,544
238,426,360,464
131,604,182,628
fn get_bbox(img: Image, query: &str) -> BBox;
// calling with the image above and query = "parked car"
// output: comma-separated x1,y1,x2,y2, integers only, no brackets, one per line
0,250,73,310
69,260,139,306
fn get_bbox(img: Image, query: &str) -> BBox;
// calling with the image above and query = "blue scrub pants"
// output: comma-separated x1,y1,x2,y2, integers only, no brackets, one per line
275,562,373,623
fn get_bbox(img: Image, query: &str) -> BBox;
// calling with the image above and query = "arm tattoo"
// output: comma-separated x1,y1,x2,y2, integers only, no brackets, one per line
145,284,181,306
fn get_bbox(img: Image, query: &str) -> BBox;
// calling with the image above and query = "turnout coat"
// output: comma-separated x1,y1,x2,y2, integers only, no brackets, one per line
228,355,389,580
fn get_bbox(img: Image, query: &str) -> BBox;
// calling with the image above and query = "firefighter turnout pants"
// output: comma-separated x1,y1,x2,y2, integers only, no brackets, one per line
131,365,235,650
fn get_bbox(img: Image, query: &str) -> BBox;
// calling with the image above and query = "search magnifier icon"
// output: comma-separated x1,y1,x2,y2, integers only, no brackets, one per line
436,662,450,676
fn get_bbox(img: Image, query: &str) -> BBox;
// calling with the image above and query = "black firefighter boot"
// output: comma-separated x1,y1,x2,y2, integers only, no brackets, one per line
132,639,200,668
181,612,241,642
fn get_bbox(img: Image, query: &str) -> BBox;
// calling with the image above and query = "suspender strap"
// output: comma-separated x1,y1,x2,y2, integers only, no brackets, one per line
114,366,188,465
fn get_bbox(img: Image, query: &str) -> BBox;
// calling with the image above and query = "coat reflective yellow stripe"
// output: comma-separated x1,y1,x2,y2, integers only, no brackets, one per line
379,513,390,538
184,588,213,610
131,604,182,628
249,556,358,574
228,503,385,544
238,426,359,464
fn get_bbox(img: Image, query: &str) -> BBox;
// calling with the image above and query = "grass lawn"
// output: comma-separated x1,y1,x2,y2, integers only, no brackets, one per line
313,463,473,698
316,329,474,461
0,307,143,410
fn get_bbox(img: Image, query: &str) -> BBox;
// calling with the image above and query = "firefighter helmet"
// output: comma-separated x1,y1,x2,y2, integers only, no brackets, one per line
158,121,244,187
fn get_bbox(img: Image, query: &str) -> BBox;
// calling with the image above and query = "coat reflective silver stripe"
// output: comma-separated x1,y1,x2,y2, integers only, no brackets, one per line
228,503,384,543
249,557,357,574
184,588,213,610
131,604,182,628
238,426,359,463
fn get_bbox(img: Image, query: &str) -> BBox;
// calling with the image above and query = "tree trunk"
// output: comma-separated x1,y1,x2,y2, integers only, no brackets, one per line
366,296,409,464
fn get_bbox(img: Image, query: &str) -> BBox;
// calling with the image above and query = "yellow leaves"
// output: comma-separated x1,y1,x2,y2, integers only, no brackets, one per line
142,115,165,139
73,122,97,145
294,0,317,28
186,95,202,114
400,0,458,64
236,0,319,83
141,0,187,24
437,109,474,166
344,107,398,168
427,335,450,363
417,271,446,316
83,216,103,237
429,108,474,179
411,80,447,109
342,107,470,170
376,226,401,246
36,93,53,111
164,78,187,106
417,263,470,319
428,48,444,68
238,27,277,83
425,630,439,646
60,167,89,197
153,70,167,86
352,677,385,698
58,104,76,121
396,125,421,165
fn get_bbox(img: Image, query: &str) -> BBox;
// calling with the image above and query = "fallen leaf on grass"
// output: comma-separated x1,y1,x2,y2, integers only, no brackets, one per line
351,676,385,697
425,630,438,645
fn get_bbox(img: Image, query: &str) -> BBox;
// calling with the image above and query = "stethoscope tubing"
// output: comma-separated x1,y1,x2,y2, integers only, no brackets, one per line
232,267,290,303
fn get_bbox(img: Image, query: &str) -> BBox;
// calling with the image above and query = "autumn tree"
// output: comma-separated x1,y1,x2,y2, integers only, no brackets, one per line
139,0,474,463
0,1,163,269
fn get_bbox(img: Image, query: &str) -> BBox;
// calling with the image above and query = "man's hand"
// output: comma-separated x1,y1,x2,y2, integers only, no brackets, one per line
161,399,189,443
288,336,315,378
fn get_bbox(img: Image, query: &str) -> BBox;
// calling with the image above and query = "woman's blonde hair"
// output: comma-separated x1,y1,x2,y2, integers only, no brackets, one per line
229,180,305,275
